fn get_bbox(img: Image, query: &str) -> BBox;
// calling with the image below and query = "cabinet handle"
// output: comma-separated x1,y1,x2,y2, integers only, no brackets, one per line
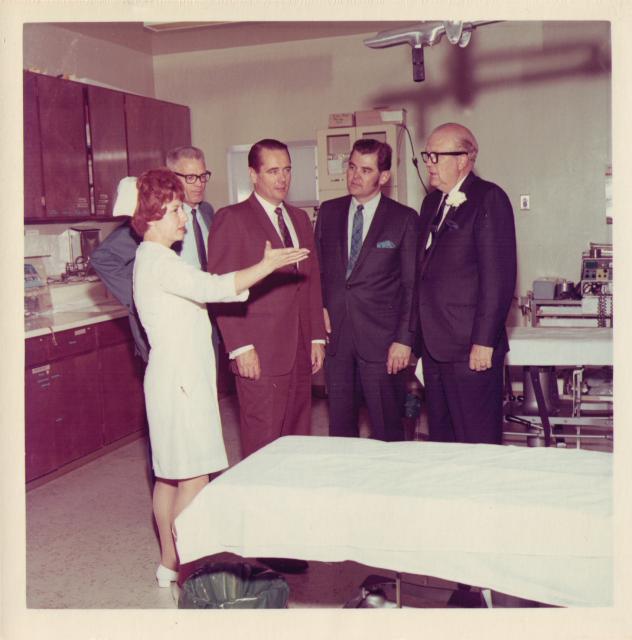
54,417,63,423
50,374,61,380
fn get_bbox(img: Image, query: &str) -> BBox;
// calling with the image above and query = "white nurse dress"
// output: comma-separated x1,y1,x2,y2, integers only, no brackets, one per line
133,241,248,479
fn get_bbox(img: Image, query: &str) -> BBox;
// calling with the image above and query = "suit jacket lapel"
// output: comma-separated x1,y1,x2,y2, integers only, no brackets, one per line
435,172,477,241
420,173,478,275
285,203,307,273
419,191,443,272
336,195,352,275
247,192,285,248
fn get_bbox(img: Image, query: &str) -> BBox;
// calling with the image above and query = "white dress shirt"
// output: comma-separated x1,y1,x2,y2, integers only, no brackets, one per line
426,174,468,249
179,202,210,269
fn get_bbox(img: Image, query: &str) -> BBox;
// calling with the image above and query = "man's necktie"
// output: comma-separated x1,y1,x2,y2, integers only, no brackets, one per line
346,204,364,278
190,208,208,271
275,207,294,247
429,195,447,246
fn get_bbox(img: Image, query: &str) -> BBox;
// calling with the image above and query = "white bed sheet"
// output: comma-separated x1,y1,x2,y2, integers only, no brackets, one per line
506,326,612,366
175,436,612,607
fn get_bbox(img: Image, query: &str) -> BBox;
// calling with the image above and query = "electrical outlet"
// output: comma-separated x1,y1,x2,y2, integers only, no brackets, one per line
519,195,530,210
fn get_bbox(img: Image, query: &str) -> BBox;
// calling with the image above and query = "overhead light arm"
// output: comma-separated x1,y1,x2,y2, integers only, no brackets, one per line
364,21,501,81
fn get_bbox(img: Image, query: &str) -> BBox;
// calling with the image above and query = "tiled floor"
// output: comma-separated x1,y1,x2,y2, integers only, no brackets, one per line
26,393,458,609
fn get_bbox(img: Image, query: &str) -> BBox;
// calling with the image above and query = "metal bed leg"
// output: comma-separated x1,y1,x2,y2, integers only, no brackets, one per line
481,588,493,608
528,366,553,447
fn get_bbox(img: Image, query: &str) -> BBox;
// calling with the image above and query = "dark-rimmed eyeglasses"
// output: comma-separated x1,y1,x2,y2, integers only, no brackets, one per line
174,171,212,184
420,151,468,164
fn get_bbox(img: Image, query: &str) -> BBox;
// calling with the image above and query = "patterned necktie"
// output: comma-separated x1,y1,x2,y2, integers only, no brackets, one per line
190,208,208,271
346,204,364,278
275,207,294,247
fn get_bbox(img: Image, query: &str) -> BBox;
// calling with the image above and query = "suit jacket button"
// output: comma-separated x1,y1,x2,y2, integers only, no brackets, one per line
345,283,351,289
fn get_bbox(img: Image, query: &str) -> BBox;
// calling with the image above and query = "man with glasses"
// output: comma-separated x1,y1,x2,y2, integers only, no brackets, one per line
91,146,216,363
415,122,516,444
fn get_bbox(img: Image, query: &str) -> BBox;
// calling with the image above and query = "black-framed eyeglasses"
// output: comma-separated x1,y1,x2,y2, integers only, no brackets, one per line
420,151,468,164
174,171,212,184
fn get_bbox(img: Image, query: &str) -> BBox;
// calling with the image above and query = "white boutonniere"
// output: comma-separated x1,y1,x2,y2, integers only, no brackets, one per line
446,190,467,208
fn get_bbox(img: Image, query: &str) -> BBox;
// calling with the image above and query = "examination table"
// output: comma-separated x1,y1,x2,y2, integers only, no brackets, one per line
174,435,612,608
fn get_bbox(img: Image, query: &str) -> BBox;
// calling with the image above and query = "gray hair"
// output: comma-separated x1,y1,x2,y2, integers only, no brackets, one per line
165,146,206,169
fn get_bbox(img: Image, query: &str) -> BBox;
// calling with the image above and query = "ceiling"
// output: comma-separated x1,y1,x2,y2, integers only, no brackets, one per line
54,21,412,56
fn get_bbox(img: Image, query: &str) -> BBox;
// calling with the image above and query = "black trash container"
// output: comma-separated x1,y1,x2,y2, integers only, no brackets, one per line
178,562,290,609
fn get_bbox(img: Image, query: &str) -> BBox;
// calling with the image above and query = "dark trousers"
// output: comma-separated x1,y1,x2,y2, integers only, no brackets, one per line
234,329,312,458
325,316,405,442
421,342,504,444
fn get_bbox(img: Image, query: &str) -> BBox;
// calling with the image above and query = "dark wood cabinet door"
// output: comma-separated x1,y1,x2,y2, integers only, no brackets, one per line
125,94,164,176
54,352,103,466
25,363,59,481
100,340,146,444
36,75,91,217
23,71,46,219
160,102,191,159
87,85,129,217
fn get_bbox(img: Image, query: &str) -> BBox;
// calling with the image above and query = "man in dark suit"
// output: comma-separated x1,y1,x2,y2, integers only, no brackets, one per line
315,139,418,441
416,122,517,444
207,139,326,458
91,146,215,362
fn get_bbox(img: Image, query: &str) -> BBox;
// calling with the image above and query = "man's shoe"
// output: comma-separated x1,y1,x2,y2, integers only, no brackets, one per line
256,557,309,574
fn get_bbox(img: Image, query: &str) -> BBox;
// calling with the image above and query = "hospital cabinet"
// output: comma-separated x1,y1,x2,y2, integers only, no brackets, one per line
316,123,407,203
24,71,191,221
25,318,146,485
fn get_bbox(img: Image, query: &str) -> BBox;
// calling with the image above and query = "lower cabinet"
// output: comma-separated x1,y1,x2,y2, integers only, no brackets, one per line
25,364,59,480
25,319,146,483
100,340,146,444
55,351,104,466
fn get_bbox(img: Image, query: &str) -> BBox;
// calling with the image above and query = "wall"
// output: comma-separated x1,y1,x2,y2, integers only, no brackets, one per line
23,23,155,96
152,21,612,318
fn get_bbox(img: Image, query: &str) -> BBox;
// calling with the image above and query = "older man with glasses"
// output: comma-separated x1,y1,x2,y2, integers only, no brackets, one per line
91,146,216,363
414,122,517,445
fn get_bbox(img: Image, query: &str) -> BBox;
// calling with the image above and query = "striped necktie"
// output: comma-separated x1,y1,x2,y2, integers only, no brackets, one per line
346,204,364,278
275,207,294,247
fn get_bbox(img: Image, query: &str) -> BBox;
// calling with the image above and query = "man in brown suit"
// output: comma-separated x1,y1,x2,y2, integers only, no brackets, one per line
207,139,326,458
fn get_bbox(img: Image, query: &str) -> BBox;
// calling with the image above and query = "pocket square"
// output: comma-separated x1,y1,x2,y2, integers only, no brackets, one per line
376,240,396,249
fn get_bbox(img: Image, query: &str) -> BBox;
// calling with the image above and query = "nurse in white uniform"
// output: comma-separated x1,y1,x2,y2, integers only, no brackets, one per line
131,169,309,587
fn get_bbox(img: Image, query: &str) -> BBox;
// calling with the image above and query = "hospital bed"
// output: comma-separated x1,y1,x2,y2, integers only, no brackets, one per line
175,435,612,608
505,327,613,447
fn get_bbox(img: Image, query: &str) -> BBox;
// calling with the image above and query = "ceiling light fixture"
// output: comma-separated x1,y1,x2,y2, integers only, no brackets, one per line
364,21,500,81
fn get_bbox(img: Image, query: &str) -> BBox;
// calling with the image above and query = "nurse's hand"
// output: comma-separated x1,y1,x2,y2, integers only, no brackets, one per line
235,348,261,380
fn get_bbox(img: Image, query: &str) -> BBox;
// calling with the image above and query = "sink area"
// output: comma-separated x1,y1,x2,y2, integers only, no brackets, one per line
48,280,113,311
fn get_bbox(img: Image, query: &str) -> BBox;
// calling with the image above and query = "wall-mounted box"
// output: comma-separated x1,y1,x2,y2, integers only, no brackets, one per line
355,108,407,127
328,112,355,128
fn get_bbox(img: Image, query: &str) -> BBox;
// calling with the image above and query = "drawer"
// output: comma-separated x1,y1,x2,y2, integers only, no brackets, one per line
25,335,51,367
97,317,133,347
49,325,97,360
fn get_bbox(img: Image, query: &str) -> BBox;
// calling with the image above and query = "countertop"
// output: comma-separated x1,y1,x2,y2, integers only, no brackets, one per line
25,301,128,339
